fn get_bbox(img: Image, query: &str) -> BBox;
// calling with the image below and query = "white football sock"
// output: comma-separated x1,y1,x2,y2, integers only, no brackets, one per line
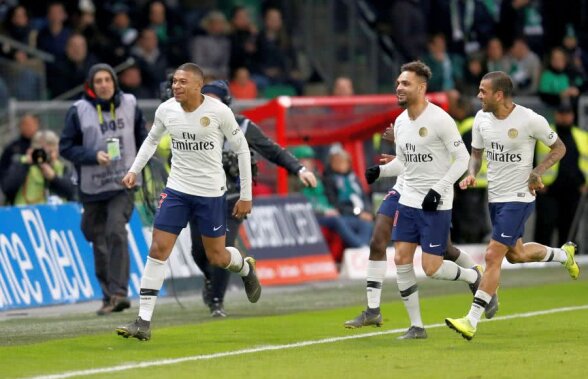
431,261,478,284
226,246,250,277
542,247,567,263
366,260,387,309
397,263,423,328
453,247,476,268
138,256,166,322
467,290,492,327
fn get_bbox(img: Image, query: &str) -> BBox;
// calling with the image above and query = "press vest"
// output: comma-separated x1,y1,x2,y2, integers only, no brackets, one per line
74,94,140,195
459,116,488,188
535,126,588,186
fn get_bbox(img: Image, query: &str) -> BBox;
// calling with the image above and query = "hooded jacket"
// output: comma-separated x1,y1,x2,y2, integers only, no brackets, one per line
59,63,147,202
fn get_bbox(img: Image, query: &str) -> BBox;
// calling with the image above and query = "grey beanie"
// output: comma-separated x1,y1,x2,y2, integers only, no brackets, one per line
86,63,119,92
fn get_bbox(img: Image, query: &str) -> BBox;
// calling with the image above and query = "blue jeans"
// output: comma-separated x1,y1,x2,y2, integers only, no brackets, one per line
318,214,373,248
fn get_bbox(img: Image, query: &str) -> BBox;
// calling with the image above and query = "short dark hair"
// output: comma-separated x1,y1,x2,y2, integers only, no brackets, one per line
400,61,432,82
482,71,513,98
175,63,204,81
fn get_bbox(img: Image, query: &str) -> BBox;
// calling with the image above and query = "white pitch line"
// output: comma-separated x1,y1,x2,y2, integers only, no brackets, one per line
25,304,588,379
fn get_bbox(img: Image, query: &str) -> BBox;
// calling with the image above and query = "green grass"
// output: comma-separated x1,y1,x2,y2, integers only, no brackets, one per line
0,268,586,379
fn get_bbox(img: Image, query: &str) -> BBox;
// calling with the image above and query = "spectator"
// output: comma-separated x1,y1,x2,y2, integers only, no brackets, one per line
508,37,542,95
1,5,36,59
189,10,231,79
118,64,153,99
323,145,373,246
498,0,544,56
561,25,588,92
0,113,40,198
228,5,258,74
0,5,45,100
104,3,138,64
422,33,461,93
290,145,371,249
36,2,71,58
72,1,111,64
229,67,258,100
484,37,512,74
457,52,486,96
332,76,354,96
1,130,75,205
47,33,98,98
253,7,304,95
131,28,168,99
538,47,581,108
534,103,588,247
142,0,185,65
59,63,147,315
428,0,496,57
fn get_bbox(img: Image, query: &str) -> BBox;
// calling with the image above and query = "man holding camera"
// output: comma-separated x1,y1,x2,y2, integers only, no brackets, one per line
1,130,75,205
60,63,147,316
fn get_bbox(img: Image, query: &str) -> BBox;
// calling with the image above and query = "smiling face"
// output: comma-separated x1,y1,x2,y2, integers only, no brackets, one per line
172,69,203,105
396,70,426,108
477,78,500,113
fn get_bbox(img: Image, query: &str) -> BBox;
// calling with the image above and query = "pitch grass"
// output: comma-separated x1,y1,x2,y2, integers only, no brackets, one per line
0,268,586,379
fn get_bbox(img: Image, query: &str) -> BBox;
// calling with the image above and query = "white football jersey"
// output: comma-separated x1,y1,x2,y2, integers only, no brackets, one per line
130,95,252,200
472,104,556,203
394,102,469,210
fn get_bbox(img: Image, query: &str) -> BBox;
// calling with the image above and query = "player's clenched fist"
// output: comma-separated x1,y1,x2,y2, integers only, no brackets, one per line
122,172,137,189
459,175,476,190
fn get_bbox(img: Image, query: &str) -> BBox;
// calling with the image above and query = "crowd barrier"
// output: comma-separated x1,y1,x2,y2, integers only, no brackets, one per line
0,195,339,310
0,203,149,310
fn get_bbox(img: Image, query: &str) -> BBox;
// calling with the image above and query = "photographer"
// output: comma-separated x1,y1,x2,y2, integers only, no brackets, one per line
1,130,75,205
192,80,317,317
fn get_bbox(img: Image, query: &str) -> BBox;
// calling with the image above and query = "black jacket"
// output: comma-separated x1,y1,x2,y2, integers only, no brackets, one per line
224,114,302,196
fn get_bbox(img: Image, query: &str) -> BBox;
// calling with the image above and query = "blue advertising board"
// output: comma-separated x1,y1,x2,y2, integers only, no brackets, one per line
0,203,150,310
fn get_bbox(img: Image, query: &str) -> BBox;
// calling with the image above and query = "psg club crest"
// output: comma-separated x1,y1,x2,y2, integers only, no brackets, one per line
507,128,518,139
418,127,428,137
200,116,210,127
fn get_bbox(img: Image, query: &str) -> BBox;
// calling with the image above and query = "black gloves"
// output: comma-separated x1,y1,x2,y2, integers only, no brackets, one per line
421,189,441,211
365,165,380,184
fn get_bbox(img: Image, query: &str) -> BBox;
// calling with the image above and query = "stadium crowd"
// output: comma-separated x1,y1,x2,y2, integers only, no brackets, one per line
0,1,585,103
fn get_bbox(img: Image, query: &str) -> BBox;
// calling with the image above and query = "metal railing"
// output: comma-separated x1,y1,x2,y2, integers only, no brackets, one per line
300,0,400,94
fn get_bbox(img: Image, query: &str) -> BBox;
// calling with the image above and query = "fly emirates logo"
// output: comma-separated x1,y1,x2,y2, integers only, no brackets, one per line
403,143,433,163
486,142,522,162
171,132,215,151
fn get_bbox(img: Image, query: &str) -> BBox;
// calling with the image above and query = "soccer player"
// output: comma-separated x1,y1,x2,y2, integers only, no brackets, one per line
115,63,260,341
445,71,580,341
194,80,317,317
343,126,486,329
360,61,491,339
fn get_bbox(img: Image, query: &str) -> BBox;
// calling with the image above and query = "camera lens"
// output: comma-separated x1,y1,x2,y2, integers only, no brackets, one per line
32,148,48,164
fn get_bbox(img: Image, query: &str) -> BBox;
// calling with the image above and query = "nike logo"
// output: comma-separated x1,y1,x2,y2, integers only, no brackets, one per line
213,225,223,231
500,233,512,238
429,243,441,248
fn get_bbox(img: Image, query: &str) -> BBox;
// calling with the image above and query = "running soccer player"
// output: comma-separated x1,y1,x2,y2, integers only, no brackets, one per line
367,61,492,339
445,71,579,341
343,126,486,330
116,63,260,341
